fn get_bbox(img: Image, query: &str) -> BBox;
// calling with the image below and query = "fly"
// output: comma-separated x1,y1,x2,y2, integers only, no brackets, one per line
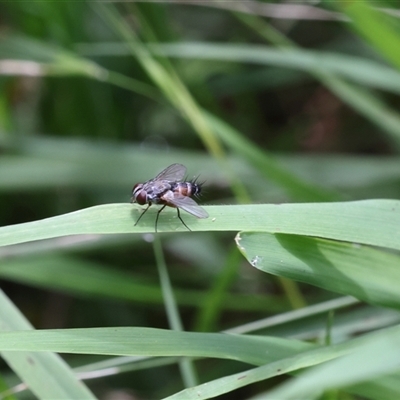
131,163,208,232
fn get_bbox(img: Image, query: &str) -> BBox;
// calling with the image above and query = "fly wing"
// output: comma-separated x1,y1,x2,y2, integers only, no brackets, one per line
155,163,186,182
169,195,209,219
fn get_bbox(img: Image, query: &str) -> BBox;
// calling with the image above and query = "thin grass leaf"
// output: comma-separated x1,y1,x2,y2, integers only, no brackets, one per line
153,236,198,387
0,327,312,365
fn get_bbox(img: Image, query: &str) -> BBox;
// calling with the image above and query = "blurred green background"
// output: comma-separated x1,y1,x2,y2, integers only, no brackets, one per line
1,1,400,399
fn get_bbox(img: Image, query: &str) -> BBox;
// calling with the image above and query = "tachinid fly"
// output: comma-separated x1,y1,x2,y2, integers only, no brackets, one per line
131,163,208,232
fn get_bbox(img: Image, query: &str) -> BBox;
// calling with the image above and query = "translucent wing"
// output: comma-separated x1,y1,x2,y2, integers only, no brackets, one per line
169,195,209,219
155,163,186,182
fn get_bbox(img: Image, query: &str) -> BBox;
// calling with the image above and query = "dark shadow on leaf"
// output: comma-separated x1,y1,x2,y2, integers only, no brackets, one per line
275,233,368,303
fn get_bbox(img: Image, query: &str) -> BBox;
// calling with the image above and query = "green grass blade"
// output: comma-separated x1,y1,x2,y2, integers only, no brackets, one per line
0,327,311,366
0,200,399,250
0,290,95,400
236,232,400,309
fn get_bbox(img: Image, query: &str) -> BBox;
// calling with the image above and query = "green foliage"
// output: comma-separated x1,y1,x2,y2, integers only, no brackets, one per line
1,1,400,399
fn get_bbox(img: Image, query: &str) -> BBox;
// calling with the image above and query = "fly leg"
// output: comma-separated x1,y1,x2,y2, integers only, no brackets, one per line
153,204,192,233
134,203,152,226
176,208,191,232
155,204,167,233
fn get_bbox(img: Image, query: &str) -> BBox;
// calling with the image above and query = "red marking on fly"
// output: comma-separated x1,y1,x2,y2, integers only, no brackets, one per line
131,163,208,232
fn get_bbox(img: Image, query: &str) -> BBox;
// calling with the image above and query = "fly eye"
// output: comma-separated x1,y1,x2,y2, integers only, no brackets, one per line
132,184,146,204
134,190,147,205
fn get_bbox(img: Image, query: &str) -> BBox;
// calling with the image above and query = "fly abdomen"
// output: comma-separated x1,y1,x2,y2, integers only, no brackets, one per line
172,182,201,197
